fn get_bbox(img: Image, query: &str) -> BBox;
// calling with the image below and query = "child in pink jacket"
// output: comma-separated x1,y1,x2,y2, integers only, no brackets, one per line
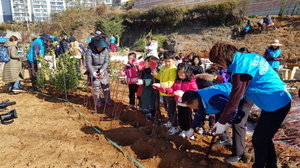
125,52,139,108
165,63,198,138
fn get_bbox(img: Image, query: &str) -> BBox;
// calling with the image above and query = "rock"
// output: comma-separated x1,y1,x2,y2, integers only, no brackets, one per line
199,159,208,166
160,146,166,151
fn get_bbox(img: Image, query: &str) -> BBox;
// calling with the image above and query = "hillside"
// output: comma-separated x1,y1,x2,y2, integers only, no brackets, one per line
166,15,300,62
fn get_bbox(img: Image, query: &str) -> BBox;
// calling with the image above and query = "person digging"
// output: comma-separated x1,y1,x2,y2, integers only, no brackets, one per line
182,74,253,163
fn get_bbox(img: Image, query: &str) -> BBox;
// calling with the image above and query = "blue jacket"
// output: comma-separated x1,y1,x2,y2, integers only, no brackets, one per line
27,38,45,63
228,52,291,111
192,83,238,129
197,83,232,114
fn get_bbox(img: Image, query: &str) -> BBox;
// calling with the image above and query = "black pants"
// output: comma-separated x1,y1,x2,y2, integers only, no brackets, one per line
178,106,192,131
252,102,291,168
28,61,38,87
128,84,137,105
163,96,177,127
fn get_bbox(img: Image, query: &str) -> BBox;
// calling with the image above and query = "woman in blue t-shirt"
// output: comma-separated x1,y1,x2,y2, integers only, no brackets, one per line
264,39,283,72
209,42,291,168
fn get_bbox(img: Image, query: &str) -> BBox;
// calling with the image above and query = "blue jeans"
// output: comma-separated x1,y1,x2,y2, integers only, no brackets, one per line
9,81,20,91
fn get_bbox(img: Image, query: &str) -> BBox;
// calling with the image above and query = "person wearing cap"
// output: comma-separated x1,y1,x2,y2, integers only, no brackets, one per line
27,33,52,90
264,39,283,72
86,35,112,109
145,36,158,58
209,42,291,168
182,75,253,163
95,31,101,36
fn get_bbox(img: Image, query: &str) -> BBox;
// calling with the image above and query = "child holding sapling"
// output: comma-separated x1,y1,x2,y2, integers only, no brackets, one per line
152,51,178,135
163,63,198,138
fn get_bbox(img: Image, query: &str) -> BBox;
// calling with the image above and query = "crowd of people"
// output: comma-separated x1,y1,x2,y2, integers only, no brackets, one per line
240,15,277,37
0,25,295,167
120,35,293,167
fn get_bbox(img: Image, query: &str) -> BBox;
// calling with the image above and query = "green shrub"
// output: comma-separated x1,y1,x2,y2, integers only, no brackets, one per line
248,15,258,18
145,5,187,27
132,32,167,52
97,15,125,37
50,54,80,92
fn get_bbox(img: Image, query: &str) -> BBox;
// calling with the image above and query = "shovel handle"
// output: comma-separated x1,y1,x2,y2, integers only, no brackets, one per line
205,135,216,160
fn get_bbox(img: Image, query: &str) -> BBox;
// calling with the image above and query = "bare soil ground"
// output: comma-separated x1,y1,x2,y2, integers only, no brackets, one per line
0,16,300,168
0,69,299,168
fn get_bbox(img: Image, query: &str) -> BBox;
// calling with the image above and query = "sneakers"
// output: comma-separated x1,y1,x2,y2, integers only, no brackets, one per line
163,121,172,128
126,105,134,108
214,137,233,146
168,127,179,135
225,155,243,163
197,127,206,135
137,107,142,111
189,135,195,140
179,130,187,138
12,88,22,92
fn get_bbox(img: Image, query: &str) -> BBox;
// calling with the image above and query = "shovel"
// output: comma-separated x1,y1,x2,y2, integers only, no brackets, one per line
205,135,216,160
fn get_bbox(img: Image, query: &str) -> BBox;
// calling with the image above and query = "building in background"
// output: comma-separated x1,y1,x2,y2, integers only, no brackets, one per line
1,0,13,23
0,0,119,23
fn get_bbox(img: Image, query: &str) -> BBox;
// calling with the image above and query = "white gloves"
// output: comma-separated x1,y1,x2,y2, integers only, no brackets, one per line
93,72,100,79
136,79,143,85
132,78,139,83
213,122,231,134
174,90,184,97
186,128,194,140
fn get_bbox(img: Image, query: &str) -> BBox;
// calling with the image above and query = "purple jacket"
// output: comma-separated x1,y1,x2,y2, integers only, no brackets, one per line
219,69,230,83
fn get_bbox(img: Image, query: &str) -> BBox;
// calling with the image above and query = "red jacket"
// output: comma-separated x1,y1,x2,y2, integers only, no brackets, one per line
166,79,198,102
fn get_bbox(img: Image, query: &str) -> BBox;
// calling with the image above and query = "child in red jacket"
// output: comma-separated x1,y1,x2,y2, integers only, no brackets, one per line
164,63,198,137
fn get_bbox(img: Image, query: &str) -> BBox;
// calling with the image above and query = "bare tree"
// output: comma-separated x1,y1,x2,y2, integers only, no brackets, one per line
65,0,96,9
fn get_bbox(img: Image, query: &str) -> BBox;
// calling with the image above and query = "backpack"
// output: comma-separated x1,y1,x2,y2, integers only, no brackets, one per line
0,47,10,62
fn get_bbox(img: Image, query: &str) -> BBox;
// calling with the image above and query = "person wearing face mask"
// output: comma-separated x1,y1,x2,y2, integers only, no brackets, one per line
85,36,113,110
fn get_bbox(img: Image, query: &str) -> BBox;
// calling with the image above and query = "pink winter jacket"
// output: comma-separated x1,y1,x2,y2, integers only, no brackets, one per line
165,79,198,102
125,64,138,84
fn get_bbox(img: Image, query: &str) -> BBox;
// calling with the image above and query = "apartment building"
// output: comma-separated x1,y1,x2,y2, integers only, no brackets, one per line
0,0,118,23
1,0,13,23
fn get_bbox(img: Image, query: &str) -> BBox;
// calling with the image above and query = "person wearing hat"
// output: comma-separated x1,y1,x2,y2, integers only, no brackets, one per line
27,33,52,90
86,35,112,109
264,39,283,72
209,42,291,168
95,31,101,36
